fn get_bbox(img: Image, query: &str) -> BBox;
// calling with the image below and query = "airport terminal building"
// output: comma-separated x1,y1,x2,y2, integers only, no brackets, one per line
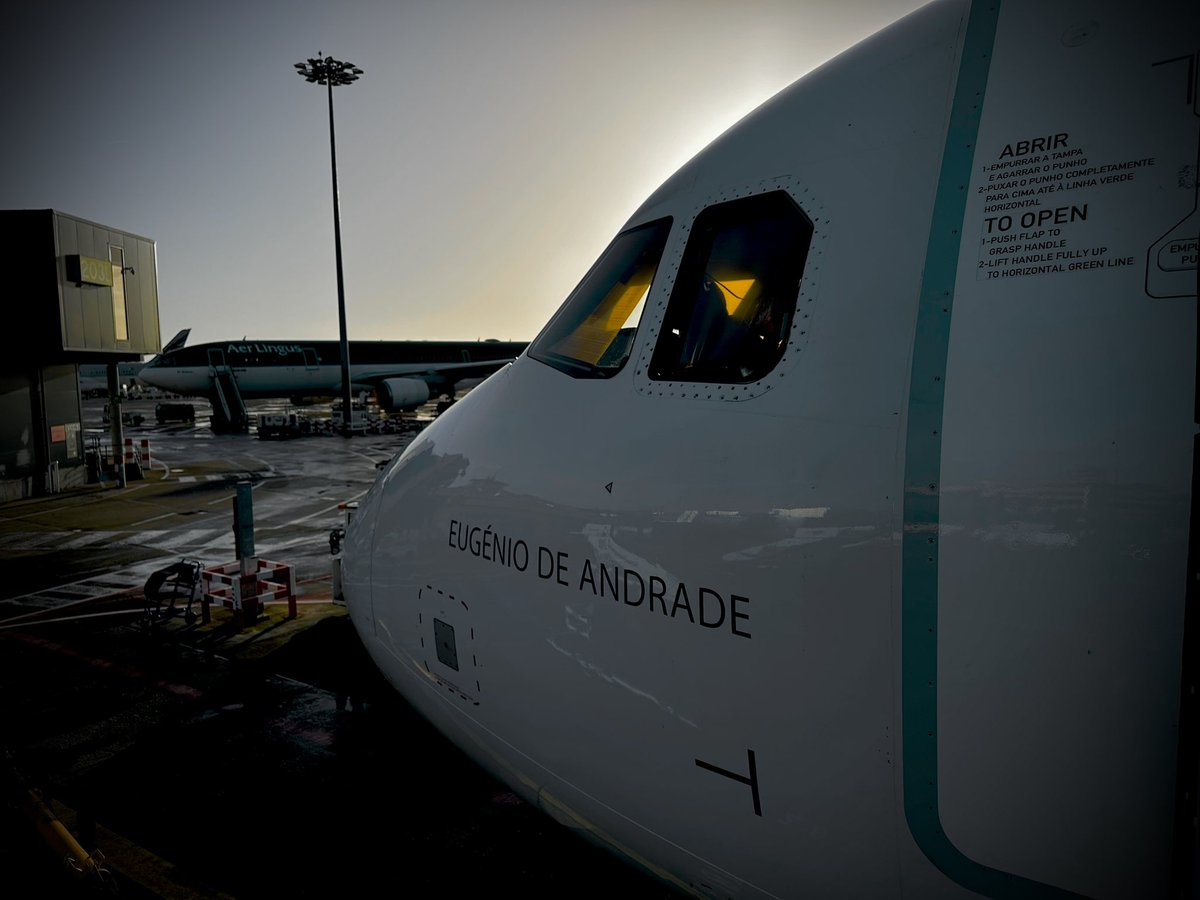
3,210,161,500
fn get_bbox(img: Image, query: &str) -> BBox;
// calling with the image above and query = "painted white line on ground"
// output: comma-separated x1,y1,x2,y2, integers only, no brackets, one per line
258,490,368,531
144,528,223,551
60,531,119,549
2,531,63,549
127,510,179,529
258,534,326,554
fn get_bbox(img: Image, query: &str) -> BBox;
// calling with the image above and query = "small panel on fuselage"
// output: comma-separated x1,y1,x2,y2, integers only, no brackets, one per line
417,585,480,706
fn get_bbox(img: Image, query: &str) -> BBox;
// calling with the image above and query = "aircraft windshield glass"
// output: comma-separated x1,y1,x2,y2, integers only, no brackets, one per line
529,217,672,378
650,191,812,384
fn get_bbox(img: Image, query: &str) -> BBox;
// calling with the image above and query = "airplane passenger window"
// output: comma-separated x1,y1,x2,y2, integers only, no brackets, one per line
649,192,812,384
529,217,672,378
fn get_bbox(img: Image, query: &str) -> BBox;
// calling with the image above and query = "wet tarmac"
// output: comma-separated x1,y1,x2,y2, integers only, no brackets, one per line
1,395,680,899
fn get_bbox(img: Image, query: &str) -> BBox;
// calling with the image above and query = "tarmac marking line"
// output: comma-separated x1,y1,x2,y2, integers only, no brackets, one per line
347,448,385,464
127,511,179,528
60,531,118,549
1,588,138,615
131,529,170,543
147,527,223,551
1,531,65,549
259,490,368,531
0,608,145,631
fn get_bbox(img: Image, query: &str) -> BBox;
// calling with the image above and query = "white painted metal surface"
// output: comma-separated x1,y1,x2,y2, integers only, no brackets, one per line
343,1,1199,896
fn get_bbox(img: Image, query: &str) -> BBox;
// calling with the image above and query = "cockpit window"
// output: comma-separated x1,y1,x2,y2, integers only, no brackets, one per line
649,191,812,384
529,217,672,379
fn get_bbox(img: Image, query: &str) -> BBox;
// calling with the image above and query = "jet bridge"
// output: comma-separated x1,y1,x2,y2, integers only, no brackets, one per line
0,209,162,498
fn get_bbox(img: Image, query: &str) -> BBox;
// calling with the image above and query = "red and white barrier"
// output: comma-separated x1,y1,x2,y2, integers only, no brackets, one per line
122,437,152,474
202,557,296,622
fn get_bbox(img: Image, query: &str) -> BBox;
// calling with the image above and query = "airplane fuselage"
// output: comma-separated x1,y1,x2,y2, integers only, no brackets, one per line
341,1,1199,897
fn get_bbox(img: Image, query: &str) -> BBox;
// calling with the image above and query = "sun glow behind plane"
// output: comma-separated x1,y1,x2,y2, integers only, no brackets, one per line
3,2,934,350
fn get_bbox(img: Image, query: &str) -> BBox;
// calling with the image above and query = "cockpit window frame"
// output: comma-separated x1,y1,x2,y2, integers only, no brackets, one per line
649,190,812,385
631,180,828,404
528,216,674,380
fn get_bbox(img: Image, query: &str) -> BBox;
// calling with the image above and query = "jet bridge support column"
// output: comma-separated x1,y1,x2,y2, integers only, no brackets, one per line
106,364,125,489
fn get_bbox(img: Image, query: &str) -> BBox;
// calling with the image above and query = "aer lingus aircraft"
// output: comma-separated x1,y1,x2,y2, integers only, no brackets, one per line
137,330,527,431
341,0,1199,896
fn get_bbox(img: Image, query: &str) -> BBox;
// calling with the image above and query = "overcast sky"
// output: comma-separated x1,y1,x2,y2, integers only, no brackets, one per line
4,0,927,349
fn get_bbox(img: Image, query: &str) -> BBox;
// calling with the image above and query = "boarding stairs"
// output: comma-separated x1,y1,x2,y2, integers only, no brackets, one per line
209,366,248,432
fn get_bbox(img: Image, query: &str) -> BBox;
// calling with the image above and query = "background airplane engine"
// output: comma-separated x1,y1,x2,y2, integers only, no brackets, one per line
377,377,431,411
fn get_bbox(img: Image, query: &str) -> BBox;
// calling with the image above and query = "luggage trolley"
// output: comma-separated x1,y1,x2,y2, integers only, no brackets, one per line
142,558,204,625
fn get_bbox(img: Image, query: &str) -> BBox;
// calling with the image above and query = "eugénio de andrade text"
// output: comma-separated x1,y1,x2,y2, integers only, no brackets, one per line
447,519,751,639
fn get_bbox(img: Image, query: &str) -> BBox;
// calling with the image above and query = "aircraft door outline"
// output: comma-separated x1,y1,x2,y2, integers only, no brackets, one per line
1145,48,1200,298
416,584,481,706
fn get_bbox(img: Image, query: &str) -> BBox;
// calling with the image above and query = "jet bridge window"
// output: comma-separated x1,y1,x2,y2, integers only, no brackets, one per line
530,217,672,378
649,191,812,384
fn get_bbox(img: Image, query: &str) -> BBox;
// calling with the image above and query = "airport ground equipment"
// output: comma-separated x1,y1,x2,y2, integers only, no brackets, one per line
102,404,144,428
142,558,203,625
329,501,358,604
208,362,248,433
257,413,304,439
154,402,195,424
329,401,368,435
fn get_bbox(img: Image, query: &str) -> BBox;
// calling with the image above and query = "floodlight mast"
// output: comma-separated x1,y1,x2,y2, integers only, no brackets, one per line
294,54,364,435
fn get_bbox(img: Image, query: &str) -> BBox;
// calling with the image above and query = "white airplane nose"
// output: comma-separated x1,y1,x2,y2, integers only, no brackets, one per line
340,489,380,638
